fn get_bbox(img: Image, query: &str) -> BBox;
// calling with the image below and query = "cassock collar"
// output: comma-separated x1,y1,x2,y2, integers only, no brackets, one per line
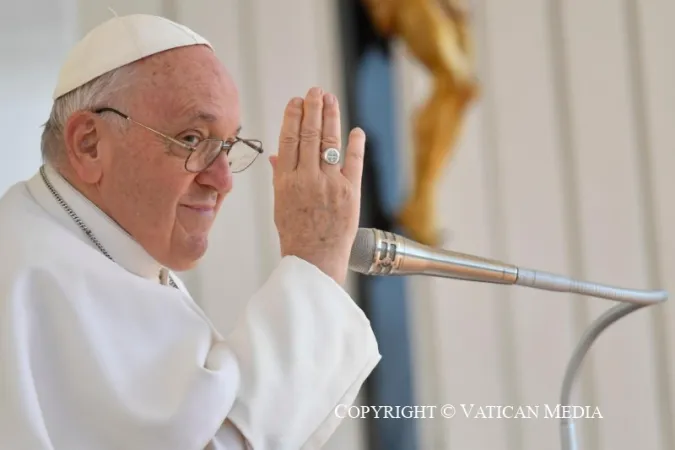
26,163,164,282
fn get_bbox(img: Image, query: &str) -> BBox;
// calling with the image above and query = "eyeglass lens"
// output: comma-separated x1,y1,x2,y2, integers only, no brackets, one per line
186,140,262,173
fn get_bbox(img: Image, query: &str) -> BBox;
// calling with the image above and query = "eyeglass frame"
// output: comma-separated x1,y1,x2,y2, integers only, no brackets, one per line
93,107,264,173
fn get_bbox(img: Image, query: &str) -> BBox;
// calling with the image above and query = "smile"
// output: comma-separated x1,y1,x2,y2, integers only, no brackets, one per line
181,204,215,214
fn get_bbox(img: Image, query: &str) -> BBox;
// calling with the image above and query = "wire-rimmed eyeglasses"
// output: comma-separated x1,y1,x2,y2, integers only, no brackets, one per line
94,107,263,173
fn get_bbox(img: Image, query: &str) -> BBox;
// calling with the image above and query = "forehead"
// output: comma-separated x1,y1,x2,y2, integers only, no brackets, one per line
130,46,240,128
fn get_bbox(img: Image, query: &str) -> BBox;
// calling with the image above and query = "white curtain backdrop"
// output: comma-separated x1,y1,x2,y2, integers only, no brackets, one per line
398,1,675,450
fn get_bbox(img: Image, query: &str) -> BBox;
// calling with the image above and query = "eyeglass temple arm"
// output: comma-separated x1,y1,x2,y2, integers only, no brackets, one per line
95,107,194,150
95,107,262,154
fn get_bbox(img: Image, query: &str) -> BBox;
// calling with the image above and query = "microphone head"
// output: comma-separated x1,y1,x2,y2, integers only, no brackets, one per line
349,228,377,273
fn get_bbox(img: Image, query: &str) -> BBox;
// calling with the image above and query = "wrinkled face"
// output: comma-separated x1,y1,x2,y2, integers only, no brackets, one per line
88,46,241,271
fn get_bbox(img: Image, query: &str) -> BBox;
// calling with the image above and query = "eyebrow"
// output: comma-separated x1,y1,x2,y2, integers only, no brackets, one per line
225,125,243,139
186,111,242,137
190,111,218,123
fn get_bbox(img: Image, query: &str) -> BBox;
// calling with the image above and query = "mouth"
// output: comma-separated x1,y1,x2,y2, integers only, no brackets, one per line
181,204,216,215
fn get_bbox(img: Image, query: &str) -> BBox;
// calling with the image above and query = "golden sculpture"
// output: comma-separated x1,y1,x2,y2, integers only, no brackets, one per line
362,0,479,245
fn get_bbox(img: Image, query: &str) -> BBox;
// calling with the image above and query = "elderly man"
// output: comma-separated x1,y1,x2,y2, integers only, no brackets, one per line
0,13,380,450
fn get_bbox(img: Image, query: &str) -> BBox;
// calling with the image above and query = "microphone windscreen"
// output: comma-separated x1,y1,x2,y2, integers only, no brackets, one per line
349,228,376,273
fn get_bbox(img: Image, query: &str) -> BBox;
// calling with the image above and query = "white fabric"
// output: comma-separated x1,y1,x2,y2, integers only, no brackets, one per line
52,14,212,99
0,163,381,449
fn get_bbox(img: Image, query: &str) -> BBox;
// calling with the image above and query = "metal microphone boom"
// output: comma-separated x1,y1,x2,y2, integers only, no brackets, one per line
349,227,668,450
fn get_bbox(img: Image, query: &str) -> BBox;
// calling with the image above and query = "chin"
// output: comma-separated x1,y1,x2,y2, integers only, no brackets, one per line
171,235,209,271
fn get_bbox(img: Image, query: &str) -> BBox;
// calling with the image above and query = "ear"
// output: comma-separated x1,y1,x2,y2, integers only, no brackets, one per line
63,111,105,184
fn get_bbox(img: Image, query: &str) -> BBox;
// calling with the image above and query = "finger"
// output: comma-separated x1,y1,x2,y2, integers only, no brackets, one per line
277,97,304,172
298,87,324,171
342,128,366,188
320,93,342,173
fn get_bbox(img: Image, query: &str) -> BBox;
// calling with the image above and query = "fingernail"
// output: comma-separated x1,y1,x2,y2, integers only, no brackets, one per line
309,86,323,97
291,97,303,107
324,93,335,105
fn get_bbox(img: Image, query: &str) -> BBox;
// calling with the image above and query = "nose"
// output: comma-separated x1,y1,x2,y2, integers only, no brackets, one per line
195,151,233,194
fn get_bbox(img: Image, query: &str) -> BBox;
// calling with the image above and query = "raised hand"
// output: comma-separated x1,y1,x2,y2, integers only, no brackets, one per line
269,87,366,285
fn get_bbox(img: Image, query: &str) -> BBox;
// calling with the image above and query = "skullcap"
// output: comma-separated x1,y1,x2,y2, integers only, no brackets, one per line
53,14,212,99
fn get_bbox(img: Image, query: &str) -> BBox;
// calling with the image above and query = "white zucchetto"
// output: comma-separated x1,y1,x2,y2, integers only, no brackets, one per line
53,13,212,99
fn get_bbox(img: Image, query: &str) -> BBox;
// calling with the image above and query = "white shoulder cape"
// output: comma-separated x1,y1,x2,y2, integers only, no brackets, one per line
0,167,381,450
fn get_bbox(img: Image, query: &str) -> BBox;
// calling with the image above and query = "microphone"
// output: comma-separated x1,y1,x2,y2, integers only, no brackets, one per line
350,227,668,450
348,227,667,305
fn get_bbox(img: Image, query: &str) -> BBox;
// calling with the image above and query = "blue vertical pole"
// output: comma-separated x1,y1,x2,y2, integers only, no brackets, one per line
338,3,419,450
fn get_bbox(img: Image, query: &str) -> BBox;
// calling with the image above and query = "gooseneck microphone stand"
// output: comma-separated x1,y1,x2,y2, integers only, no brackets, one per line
512,266,668,450
491,269,665,450
349,228,669,450
557,301,663,450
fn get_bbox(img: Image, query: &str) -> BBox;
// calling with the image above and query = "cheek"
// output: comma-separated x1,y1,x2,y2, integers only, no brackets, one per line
106,143,192,227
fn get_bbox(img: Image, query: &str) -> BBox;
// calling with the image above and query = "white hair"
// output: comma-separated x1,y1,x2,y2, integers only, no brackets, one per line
40,64,139,165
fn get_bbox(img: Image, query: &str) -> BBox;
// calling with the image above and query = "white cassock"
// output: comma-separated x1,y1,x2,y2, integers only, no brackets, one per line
0,163,381,449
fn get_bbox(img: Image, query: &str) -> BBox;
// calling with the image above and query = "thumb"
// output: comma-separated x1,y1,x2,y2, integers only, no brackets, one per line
342,128,366,188
268,155,278,172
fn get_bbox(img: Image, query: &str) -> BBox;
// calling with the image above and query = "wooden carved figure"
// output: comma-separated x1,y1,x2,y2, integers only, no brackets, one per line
362,0,479,245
